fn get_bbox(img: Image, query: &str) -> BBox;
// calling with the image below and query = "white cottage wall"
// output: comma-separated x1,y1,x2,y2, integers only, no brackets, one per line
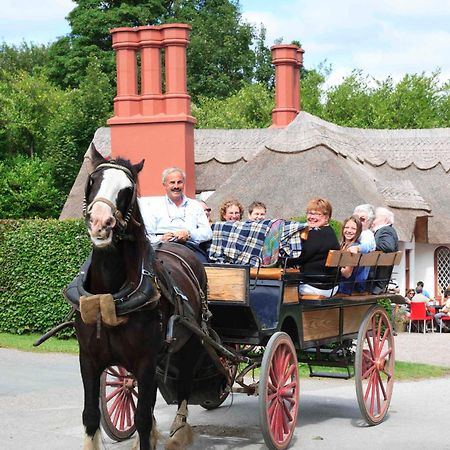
415,242,438,298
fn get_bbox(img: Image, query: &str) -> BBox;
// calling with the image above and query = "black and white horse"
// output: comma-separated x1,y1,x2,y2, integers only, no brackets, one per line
76,146,209,450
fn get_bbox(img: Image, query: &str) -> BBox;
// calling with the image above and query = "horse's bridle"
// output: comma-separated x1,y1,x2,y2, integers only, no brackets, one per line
83,161,137,233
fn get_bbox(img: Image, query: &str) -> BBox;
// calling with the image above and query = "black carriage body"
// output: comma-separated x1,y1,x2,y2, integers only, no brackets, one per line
205,263,382,351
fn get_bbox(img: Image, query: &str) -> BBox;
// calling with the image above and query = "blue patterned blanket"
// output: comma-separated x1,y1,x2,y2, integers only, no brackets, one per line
208,219,306,266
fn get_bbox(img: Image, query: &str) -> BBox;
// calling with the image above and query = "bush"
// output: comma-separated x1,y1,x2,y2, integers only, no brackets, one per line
0,155,62,218
0,219,90,335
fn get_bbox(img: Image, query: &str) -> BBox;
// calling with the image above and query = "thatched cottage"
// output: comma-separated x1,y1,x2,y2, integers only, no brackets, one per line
61,25,450,299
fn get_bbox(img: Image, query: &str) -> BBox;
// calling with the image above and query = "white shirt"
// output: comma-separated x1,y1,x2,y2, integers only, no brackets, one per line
358,229,376,253
138,195,212,244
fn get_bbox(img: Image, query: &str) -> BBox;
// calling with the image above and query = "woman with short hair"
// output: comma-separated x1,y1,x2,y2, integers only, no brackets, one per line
219,199,244,222
294,198,340,297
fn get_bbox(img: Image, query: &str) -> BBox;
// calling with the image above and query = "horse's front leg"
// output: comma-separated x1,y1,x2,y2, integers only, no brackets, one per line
79,352,103,450
131,365,159,450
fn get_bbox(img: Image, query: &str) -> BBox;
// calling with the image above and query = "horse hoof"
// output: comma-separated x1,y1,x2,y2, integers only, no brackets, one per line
83,429,101,450
165,423,193,450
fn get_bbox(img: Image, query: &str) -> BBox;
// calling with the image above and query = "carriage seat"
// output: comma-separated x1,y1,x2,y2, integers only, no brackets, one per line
296,250,403,303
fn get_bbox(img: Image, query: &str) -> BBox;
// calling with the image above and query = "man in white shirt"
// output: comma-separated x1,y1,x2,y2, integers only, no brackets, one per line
139,167,212,261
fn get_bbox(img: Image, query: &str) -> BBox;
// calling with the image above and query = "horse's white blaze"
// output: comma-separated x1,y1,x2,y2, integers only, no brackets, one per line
88,168,132,245
95,168,132,205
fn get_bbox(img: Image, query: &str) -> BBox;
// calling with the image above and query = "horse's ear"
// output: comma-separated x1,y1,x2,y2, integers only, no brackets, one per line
90,143,106,167
134,159,145,174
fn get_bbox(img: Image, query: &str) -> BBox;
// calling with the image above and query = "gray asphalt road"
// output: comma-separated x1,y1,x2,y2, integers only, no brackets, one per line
1,347,449,450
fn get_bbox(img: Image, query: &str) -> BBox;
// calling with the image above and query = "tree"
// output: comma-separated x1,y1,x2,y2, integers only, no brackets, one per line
193,82,273,128
46,0,258,101
172,0,255,99
253,25,274,89
0,69,64,159
321,70,450,129
0,42,49,75
45,58,113,195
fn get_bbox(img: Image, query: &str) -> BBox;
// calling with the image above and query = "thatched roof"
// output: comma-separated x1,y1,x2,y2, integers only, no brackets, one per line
60,112,450,244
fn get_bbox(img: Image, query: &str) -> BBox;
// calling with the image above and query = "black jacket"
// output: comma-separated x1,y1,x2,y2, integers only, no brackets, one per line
296,226,340,289
370,224,399,294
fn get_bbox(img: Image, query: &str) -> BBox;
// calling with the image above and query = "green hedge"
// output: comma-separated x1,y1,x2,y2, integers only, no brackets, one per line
0,219,90,335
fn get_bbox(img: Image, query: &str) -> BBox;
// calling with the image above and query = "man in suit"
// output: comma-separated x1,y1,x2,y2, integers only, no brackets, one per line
370,207,399,294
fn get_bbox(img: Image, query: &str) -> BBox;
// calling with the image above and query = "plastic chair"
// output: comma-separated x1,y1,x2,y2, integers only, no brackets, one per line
438,315,450,333
408,302,434,334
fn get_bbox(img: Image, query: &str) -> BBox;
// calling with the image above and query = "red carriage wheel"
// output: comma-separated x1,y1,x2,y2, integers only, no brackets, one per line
355,305,395,425
100,365,137,441
259,332,299,450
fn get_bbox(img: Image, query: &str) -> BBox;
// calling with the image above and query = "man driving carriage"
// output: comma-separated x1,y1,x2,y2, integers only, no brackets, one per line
139,167,212,262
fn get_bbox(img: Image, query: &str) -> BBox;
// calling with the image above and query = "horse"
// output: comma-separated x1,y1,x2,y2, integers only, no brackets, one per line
74,146,212,450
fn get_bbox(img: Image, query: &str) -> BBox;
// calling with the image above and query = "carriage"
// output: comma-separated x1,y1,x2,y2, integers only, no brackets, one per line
99,248,403,450
35,151,404,450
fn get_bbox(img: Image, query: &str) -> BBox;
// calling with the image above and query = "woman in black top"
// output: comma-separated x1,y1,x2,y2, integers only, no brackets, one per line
297,198,340,296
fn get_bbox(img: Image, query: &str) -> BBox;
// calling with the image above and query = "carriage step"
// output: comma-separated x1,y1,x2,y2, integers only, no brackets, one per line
308,370,353,380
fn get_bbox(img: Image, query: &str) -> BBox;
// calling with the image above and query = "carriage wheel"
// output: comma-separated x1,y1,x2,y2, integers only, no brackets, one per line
355,305,395,426
259,332,299,450
100,365,137,441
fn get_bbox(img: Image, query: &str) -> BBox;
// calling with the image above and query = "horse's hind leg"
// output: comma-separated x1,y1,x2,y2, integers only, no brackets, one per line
79,354,102,450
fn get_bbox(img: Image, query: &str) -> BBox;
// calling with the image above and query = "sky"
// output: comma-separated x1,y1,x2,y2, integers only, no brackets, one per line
1,0,449,87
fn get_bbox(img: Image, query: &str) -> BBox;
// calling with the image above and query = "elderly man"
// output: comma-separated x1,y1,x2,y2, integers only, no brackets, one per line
139,167,212,261
370,207,399,294
350,204,376,254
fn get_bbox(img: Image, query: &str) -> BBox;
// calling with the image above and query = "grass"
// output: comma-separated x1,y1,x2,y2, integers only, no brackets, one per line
0,332,79,354
1,333,449,381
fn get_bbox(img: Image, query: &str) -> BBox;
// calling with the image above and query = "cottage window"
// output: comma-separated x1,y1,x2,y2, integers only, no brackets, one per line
435,246,450,296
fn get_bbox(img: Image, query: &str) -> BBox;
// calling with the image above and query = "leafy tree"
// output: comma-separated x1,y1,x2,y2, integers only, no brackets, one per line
0,42,50,75
172,0,255,99
45,58,113,195
193,82,273,128
0,155,61,218
321,70,450,129
253,25,274,89
0,70,64,159
46,0,258,101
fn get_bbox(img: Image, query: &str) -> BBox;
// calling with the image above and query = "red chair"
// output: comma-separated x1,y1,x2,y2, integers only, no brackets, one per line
408,302,434,333
438,315,450,333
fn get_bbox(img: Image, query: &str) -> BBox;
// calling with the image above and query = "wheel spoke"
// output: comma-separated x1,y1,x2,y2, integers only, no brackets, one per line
106,386,123,402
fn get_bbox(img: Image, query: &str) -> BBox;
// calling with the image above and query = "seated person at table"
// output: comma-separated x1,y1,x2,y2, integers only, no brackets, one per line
434,290,450,331
139,167,212,262
291,198,340,297
248,201,267,221
338,215,364,294
219,199,244,222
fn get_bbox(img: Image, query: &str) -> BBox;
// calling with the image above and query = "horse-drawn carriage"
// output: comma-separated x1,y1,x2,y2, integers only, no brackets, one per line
35,150,404,450
98,249,402,450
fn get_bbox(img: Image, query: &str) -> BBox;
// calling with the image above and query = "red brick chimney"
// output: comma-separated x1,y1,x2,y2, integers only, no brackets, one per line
107,24,196,197
271,44,304,128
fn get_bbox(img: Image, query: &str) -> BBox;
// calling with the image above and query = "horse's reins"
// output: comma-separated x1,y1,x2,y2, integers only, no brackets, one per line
155,247,210,324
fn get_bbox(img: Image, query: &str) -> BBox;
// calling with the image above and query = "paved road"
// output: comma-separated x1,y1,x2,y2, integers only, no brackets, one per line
1,346,449,450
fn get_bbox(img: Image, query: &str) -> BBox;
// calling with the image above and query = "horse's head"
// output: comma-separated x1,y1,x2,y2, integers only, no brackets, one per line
84,145,144,248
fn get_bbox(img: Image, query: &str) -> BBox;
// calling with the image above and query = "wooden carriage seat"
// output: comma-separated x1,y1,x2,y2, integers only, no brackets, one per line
249,267,299,280
299,250,403,301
